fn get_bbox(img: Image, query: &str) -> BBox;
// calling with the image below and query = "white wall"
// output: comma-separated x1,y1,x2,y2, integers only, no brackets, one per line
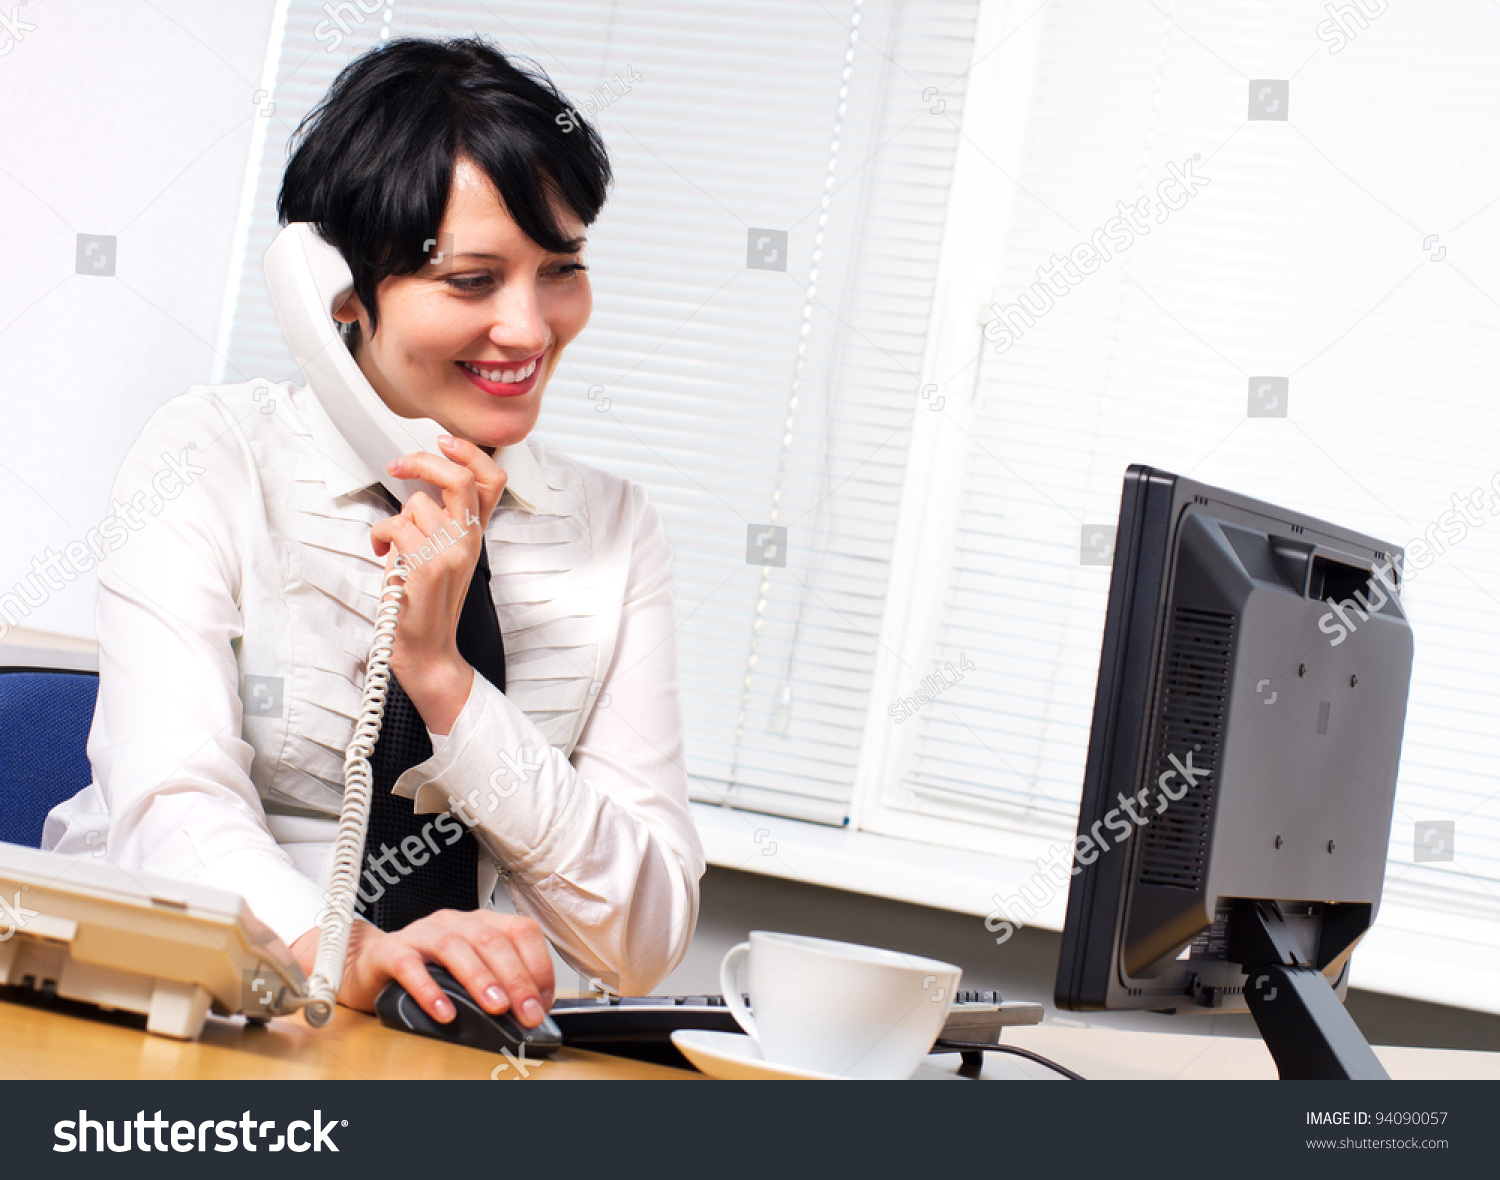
0,0,280,639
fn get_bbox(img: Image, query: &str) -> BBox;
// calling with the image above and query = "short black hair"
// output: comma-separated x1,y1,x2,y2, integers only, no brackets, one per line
277,36,611,348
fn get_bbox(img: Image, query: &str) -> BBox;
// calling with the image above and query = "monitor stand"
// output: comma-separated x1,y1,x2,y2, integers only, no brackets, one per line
1230,900,1389,1080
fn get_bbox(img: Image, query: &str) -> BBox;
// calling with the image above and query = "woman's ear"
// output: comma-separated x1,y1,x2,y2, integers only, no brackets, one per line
332,291,365,325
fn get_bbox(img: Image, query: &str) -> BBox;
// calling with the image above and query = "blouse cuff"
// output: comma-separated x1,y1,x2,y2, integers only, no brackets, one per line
395,669,487,813
192,846,330,949
389,671,580,876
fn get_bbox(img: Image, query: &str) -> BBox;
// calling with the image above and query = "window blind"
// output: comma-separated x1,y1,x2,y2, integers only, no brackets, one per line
217,0,982,824
892,0,1500,950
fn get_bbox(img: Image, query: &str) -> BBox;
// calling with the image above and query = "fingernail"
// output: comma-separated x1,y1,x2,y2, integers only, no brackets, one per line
434,997,455,1021
439,433,457,447
386,458,403,473
521,998,544,1026
485,985,507,1009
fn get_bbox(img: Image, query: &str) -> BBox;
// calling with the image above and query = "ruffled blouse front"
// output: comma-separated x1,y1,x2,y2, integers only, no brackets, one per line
42,379,703,994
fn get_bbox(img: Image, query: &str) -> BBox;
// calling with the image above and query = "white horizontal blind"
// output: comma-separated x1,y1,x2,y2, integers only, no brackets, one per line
221,1,982,823
394,1,980,822
896,0,1500,932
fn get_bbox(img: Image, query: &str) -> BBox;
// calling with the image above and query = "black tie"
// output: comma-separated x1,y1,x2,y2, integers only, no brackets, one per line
356,484,505,932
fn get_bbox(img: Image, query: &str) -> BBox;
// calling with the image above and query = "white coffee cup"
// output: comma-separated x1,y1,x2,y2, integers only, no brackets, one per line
718,931,962,1079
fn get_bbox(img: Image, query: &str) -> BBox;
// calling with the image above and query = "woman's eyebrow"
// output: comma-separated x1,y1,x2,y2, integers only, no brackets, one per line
451,239,587,261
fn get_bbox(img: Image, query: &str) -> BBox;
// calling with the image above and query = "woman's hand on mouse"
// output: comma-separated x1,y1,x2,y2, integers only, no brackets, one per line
369,434,508,735
292,909,556,1027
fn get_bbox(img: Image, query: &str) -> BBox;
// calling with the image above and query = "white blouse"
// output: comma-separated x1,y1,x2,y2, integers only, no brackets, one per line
42,379,704,995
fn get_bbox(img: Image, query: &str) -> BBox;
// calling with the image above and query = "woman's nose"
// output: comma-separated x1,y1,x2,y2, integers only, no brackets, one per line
489,282,549,355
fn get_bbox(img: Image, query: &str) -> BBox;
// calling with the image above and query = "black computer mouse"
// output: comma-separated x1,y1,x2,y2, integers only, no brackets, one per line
375,963,563,1058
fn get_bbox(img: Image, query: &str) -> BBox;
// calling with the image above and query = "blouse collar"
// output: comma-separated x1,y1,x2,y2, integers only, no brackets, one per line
298,381,558,515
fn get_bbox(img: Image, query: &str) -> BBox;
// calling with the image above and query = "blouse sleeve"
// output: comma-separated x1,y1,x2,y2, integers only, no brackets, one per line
83,393,330,945
392,485,705,994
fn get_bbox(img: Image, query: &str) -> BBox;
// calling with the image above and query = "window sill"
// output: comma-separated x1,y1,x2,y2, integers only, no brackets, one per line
691,802,1500,1018
691,800,1068,930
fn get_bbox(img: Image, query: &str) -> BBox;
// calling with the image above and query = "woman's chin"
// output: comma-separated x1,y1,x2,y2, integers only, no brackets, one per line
456,408,541,453
419,376,547,451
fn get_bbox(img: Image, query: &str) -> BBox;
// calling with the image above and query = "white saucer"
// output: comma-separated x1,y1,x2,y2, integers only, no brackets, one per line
670,1029,846,1080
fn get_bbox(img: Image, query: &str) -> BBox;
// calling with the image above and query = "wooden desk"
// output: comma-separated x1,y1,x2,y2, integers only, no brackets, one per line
0,993,698,1081
5,992,1498,1080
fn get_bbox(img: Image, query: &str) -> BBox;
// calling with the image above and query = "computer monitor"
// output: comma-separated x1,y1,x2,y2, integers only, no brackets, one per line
1054,465,1414,1079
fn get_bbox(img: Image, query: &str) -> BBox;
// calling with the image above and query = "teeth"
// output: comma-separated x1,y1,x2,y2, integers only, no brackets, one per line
462,357,539,384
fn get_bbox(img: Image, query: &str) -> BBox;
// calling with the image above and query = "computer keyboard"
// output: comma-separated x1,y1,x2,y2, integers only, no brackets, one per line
549,989,1044,1067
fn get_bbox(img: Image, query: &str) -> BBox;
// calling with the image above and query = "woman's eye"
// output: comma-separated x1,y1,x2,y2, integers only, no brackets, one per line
444,274,493,293
444,264,584,291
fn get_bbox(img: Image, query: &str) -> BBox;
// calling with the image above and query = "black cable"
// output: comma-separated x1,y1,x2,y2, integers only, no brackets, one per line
932,1038,1086,1081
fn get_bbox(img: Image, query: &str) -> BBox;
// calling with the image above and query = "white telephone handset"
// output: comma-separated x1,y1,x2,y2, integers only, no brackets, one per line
262,220,446,505
260,220,433,1024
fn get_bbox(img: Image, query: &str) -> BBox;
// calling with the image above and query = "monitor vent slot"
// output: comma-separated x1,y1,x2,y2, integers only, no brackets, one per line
1137,607,1234,890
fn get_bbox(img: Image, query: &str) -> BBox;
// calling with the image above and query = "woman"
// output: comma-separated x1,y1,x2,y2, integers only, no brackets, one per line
42,37,703,1032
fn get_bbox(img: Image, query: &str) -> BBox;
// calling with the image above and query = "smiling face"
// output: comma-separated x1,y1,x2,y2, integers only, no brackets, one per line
333,156,592,450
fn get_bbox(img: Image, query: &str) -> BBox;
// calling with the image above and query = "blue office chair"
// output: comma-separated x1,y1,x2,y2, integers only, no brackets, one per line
0,667,99,848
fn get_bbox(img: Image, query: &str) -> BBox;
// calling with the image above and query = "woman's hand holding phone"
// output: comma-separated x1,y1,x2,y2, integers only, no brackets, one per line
368,433,508,735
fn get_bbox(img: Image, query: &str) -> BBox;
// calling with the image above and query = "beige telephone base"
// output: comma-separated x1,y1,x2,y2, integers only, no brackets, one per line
0,842,308,1040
